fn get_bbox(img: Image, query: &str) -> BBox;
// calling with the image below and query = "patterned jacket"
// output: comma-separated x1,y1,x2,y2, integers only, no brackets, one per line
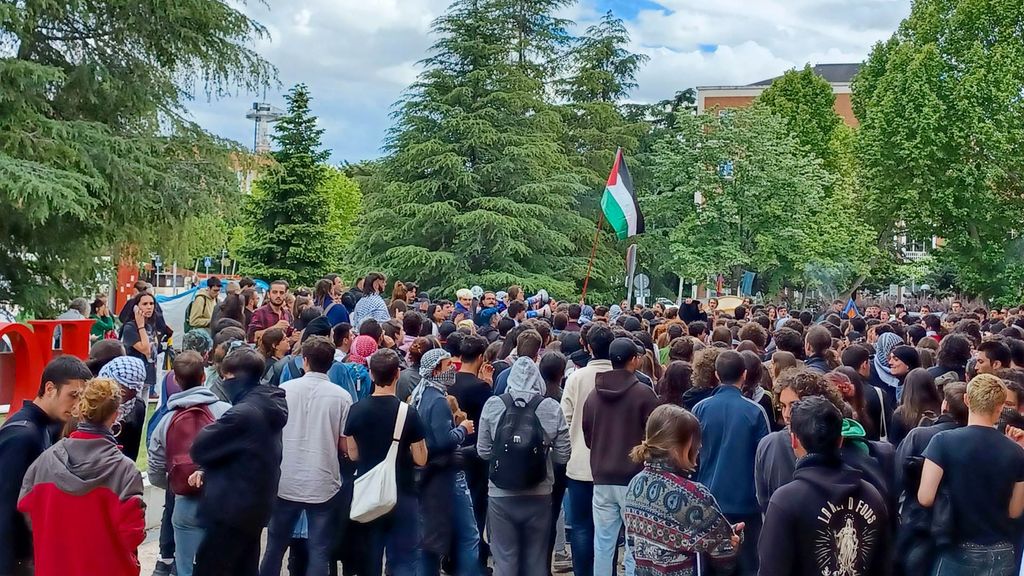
624,459,738,576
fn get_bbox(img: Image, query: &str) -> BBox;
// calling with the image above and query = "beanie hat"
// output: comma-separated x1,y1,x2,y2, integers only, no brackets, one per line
475,306,500,327
348,335,379,366
180,329,214,355
301,317,333,343
419,348,452,378
891,345,921,370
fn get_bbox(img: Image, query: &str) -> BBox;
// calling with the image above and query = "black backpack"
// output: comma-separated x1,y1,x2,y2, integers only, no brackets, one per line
489,394,549,490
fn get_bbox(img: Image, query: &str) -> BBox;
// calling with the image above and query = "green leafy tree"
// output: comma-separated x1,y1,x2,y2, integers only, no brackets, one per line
0,0,274,314
643,105,843,295
238,85,344,286
853,0,1024,301
757,68,876,296
758,65,842,168
557,11,649,302
354,0,591,297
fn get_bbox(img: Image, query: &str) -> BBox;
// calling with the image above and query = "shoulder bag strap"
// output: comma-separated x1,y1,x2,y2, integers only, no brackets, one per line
874,386,887,441
393,401,409,442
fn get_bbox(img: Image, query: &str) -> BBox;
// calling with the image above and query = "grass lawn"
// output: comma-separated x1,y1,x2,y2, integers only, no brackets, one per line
136,402,157,473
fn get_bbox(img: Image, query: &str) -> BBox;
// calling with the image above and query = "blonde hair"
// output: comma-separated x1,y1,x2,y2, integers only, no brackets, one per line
692,347,721,389
967,373,1007,415
76,378,122,425
630,405,701,472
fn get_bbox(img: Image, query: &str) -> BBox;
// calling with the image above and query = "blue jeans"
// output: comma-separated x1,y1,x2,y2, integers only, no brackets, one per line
260,493,340,576
932,542,1016,576
418,472,479,576
566,479,594,576
171,496,203,576
593,485,634,576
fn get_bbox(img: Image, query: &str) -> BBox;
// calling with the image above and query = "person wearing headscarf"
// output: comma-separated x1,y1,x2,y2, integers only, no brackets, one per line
413,348,479,576
477,357,571,576
608,305,623,324
98,355,148,462
868,331,903,441
347,335,378,366
328,334,376,402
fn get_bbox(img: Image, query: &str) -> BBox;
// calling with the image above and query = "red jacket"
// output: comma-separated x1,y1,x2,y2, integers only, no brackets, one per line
18,430,146,576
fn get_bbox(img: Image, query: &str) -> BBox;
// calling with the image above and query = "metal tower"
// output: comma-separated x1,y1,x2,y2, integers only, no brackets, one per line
245,101,284,153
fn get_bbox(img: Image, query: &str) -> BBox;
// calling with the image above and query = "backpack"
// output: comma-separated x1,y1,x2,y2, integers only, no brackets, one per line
489,394,549,491
166,405,215,496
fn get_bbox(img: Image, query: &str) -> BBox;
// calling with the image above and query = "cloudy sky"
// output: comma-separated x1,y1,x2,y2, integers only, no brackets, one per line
188,0,911,163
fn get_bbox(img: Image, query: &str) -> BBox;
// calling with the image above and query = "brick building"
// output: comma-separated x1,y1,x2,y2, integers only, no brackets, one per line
697,63,861,127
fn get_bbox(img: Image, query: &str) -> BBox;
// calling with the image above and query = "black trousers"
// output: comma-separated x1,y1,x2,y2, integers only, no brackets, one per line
159,488,176,560
463,455,490,571
193,521,263,576
546,463,569,574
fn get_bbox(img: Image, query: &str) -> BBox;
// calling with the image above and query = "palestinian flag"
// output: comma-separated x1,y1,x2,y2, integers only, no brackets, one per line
601,149,645,240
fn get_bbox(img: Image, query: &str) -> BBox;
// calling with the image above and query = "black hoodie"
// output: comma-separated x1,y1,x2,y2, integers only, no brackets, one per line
191,383,289,528
759,454,891,576
581,369,660,485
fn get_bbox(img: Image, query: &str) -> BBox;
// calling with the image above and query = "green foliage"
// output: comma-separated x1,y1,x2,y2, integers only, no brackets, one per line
353,0,608,299
0,0,275,314
643,105,869,296
853,0,1024,301
238,85,357,286
758,65,842,168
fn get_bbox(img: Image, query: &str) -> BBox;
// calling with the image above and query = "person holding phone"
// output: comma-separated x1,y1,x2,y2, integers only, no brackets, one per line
121,293,159,390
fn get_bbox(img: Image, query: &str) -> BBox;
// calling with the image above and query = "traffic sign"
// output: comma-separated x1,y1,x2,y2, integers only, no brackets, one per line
633,273,650,290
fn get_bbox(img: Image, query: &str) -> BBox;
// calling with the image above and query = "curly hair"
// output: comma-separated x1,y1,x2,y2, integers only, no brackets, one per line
76,378,122,425
692,347,722,389
774,369,844,413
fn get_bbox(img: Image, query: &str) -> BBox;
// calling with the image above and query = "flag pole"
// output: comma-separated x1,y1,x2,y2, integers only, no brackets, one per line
580,213,604,303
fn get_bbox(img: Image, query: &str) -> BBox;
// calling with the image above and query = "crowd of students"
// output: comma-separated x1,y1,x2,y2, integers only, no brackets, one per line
3,275,1024,576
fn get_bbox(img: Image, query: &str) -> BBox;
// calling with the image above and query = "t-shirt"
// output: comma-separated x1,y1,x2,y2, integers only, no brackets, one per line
344,395,425,494
121,321,157,364
278,372,352,504
450,372,492,444
122,321,158,387
923,425,1024,545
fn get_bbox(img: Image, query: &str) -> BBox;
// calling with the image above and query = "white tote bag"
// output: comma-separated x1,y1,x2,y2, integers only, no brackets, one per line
350,402,408,523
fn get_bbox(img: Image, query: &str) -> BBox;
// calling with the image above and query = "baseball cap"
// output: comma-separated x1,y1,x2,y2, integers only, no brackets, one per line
609,337,641,365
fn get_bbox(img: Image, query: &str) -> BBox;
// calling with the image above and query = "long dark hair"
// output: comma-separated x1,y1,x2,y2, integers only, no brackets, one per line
656,361,693,406
539,351,567,400
313,279,333,308
219,293,245,325
835,366,876,437
895,368,941,429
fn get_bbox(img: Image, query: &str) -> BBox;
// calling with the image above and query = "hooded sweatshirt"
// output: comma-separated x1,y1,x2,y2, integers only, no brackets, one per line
477,357,570,497
758,454,890,576
18,426,145,576
582,369,660,485
147,387,232,490
190,382,288,528
755,419,894,515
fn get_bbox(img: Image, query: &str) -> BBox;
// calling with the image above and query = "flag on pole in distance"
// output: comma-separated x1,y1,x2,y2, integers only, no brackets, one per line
601,149,645,240
842,296,860,319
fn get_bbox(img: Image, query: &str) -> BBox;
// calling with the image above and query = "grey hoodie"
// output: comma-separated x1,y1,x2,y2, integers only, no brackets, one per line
477,357,570,497
147,387,232,490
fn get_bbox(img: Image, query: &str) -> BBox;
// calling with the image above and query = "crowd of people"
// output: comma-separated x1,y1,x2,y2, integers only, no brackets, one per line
3,273,1024,576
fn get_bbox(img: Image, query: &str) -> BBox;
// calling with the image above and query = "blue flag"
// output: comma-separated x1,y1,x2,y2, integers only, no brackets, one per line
841,297,859,319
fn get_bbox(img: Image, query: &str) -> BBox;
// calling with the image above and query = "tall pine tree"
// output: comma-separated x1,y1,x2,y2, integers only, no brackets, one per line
557,11,649,301
238,84,340,285
0,0,274,313
354,0,591,296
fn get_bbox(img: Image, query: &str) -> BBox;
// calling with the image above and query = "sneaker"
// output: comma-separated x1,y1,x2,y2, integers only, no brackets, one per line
553,551,573,573
152,560,176,576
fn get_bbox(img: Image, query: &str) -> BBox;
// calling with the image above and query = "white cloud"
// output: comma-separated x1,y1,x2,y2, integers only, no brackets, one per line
186,0,912,163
